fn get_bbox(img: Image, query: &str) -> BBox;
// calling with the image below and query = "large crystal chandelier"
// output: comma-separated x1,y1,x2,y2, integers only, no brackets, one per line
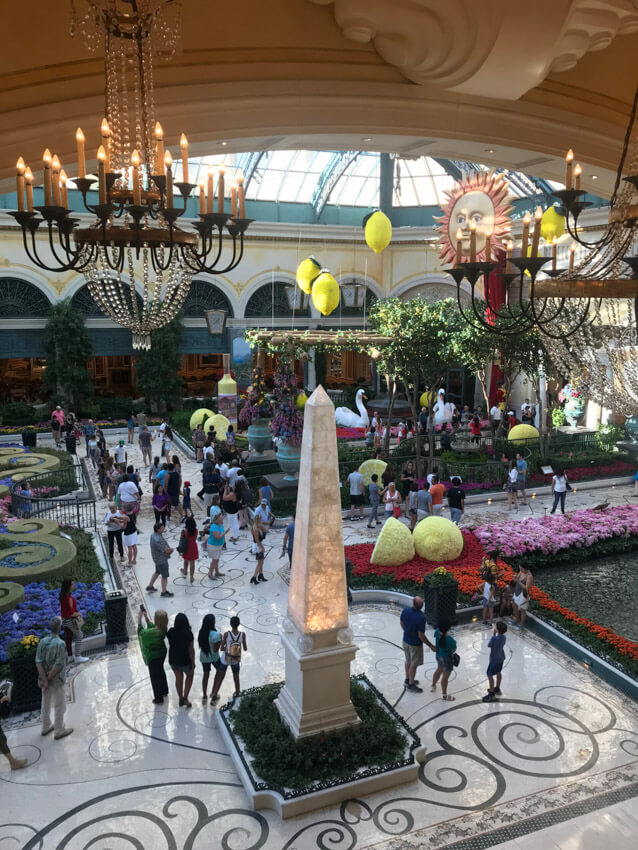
10,0,252,350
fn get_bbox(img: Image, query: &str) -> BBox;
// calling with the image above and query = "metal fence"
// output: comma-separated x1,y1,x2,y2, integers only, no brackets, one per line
9,463,97,529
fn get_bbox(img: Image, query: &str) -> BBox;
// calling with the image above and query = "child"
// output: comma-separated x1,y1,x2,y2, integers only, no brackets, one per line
479,572,497,627
182,480,192,518
499,579,516,618
431,619,457,701
483,621,507,702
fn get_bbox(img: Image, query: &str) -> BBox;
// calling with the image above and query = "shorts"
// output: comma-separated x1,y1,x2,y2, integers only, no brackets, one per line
432,504,443,516
219,658,240,673
507,482,517,493
517,477,526,491
417,509,428,521
207,544,222,561
483,598,496,608
437,655,454,673
255,551,265,561
170,664,193,674
409,508,417,516
154,561,169,578
350,494,363,506
169,495,180,508
486,660,503,677
513,592,529,611
403,642,424,667
450,507,462,524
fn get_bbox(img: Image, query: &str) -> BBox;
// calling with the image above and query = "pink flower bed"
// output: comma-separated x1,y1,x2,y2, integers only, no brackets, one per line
473,506,638,559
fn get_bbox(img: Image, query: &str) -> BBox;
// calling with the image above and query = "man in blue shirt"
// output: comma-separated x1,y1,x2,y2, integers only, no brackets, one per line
515,452,528,506
400,596,434,692
282,515,295,566
82,418,96,457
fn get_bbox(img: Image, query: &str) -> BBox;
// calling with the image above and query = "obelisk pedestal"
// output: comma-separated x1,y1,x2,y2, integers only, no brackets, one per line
276,385,360,739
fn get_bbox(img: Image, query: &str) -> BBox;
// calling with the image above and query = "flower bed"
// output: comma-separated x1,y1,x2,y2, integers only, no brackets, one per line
529,460,635,483
0,417,162,436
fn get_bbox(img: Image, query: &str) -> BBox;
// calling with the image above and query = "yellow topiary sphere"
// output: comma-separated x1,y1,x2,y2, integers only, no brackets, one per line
312,271,340,316
204,413,231,439
508,423,540,445
364,210,392,254
358,458,387,487
296,391,308,410
189,408,214,432
413,516,464,561
371,517,415,566
296,256,322,294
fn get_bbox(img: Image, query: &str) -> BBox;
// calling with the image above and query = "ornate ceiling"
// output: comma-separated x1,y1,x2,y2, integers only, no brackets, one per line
1,0,637,195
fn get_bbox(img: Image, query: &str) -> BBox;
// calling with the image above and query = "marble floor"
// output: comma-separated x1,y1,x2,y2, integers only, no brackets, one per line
1,436,636,849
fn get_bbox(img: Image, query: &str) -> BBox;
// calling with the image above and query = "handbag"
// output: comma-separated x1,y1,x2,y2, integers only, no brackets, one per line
392,504,402,518
452,652,460,668
176,531,188,555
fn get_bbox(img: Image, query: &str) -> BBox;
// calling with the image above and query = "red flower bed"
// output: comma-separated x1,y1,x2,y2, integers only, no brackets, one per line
529,461,635,483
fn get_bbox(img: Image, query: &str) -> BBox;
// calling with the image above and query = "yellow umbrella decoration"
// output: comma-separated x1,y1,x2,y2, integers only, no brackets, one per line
296,256,322,294
364,210,392,254
312,270,340,316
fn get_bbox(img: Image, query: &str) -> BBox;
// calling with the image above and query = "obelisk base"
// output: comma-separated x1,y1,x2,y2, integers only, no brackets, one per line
276,629,360,740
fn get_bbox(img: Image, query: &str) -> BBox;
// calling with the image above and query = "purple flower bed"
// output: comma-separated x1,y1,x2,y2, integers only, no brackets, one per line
0,581,104,662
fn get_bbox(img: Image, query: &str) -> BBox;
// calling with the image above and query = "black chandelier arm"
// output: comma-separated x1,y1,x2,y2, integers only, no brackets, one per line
13,214,86,273
534,298,596,340
149,240,177,275
447,270,534,335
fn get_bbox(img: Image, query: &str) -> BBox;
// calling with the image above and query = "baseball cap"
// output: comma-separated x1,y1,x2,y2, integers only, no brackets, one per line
119,439,125,445
260,499,267,505
184,481,190,486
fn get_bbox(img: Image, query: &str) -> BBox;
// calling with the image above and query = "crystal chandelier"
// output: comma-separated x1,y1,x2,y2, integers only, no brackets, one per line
10,0,252,350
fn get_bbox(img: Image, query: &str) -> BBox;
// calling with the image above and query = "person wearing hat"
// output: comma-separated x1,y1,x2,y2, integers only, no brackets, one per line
114,439,127,468
51,405,65,447
254,498,274,530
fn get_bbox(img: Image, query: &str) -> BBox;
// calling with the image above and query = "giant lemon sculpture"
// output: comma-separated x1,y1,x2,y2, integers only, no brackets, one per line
413,516,464,561
507,423,539,445
190,408,214,432
312,271,340,316
296,256,322,294
204,414,231,440
358,458,387,487
371,517,415,566
364,210,392,254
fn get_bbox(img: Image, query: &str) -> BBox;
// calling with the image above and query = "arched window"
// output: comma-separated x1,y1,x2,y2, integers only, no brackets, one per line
245,281,310,318
182,280,234,318
71,283,143,318
0,278,51,317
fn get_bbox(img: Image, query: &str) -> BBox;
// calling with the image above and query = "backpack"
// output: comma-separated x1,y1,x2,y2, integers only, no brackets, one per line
176,531,188,555
226,631,242,660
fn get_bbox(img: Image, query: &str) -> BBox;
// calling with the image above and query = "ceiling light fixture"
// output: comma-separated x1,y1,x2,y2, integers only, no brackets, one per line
9,0,252,350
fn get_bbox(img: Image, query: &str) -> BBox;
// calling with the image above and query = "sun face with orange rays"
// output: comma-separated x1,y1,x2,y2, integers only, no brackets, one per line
434,171,513,265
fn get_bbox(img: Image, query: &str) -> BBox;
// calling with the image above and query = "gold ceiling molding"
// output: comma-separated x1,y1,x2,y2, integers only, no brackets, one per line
307,0,638,98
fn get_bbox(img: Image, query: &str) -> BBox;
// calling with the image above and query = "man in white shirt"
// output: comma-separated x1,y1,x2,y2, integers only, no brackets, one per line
520,399,532,422
158,420,167,436
347,469,365,521
114,440,127,468
117,475,140,512
227,461,241,488
215,460,229,481
489,404,502,437
255,499,274,529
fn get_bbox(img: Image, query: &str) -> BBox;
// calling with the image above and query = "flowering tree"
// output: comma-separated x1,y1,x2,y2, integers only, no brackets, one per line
238,366,273,427
271,360,304,445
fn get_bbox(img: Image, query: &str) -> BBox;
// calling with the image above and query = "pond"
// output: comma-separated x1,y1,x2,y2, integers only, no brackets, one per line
535,552,638,642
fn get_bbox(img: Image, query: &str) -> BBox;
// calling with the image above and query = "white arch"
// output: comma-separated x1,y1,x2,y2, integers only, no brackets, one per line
188,272,240,318
390,272,477,303
0,267,57,305
238,270,299,318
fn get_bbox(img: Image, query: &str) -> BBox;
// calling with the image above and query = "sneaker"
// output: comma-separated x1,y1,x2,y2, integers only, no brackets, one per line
406,683,423,693
10,757,28,771
0,680,13,704
513,624,522,631
74,655,89,663
493,687,502,695
54,727,74,740
482,691,496,702
160,591,174,598
146,586,157,592
404,678,419,686
41,725,54,736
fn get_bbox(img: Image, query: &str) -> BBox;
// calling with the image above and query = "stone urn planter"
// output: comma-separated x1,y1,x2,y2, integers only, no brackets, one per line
277,440,301,480
563,396,586,427
422,575,458,628
247,418,272,456
21,429,37,448
8,654,41,714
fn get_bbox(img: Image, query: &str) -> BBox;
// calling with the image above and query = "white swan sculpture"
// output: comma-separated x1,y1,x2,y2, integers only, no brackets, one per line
335,388,369,428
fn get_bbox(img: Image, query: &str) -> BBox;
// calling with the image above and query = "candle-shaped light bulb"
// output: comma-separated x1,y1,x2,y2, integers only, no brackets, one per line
198,181,206,215
76,128,86,179
60,169,68,208
230,182,238,217
97,144,107,204
51,154,61,206
531,205,543,257
217,163,225,214
164,149,174,208
485,228,492,263
574,163,582,191
25,166,34,212
207,166,214,213
565,149,574,189
42,148,52,206
131,149,141,205
16,156,25,211
506,239,513,274
179,133,189,184
551,235,558,271
237,170,245,217
521,211,531,258
469,220,477,263
154,122,164,174
569,242,576,272
455,227,463,265
100,118,111,171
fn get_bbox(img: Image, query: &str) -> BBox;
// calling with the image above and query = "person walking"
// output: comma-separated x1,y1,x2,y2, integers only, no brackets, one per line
167,613,195,708
166,463,183,525
512,565,533,631
250,514,267,584
482,621,508,702
255,498,275,529
59,578,88,664
489,403,502,438
506,460,519,510
163,426,174,461
367,474,381,527
550,466,570,515
50,405,64,447
429,476,446,516
137,606,169,704
127,413,136,444
207,512,226,579
417,480,433,520
147,522,175,597
114,439,127,470
282,514,295,566
447,477,465,525
122,509,138,566
347,467,365,521
182,480,193,518
0,688,28,770
83,419,97,457
117,473,140,515
104,503,126,562
470,414,482,445
210,616,247,701
179,516,199,584
223,482,240,543
198,614,221,703
431,619,457,701
35,617,73,739
382,481,402,519
149,456,161,489
152,484,170,526
408,482,419,531
400,596,434,692
193,423,206,462
516,452,528,505
400,462,416,517
138,425,153,467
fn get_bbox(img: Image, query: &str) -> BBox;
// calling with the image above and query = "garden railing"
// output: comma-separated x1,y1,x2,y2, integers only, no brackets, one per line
9,463,97,530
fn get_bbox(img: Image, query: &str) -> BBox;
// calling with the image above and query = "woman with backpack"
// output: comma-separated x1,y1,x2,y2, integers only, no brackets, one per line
431,619,457,701
197,613,221,703
210,616,247,701
178,516,199,584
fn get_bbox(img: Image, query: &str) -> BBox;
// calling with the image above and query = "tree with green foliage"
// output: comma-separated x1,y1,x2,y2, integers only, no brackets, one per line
368,297,466,472
135,315,184,411
42,299,94,413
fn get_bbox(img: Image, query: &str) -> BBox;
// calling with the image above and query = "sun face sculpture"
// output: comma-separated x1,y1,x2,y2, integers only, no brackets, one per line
435,171,513,265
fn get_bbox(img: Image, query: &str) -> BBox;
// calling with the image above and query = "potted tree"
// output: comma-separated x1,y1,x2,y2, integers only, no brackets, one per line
7,635,41,713
239,366,273,456
272,361,304,480
422,567,458,627
21,425,37,448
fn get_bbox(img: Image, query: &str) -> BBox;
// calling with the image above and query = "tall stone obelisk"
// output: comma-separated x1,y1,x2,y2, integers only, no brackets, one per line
276,385,360,739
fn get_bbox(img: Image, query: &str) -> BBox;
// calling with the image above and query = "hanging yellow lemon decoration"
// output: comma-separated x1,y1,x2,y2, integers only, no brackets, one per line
296,391,308,410
296,256,322,294
540,205,566,243
312,270,340,316
364,210,392,254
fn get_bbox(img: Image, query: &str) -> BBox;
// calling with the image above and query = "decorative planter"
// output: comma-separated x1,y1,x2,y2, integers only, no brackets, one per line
21,430,37,448
277,441,301,480
422,578,458,628
8,654,41,714
564,397,586,427
65,434,77,455
247,418,272,455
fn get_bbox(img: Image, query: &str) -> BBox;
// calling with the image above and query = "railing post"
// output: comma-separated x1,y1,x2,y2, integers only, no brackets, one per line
76,500,81,530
